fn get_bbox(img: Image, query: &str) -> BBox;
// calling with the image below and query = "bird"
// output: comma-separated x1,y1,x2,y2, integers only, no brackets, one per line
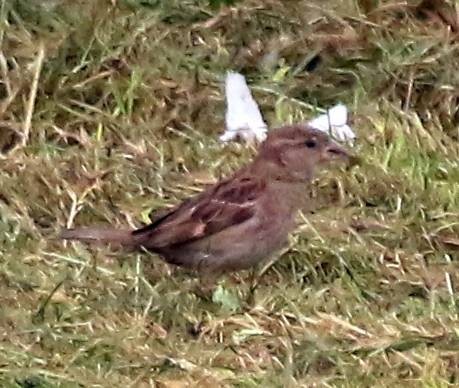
60,125,350,283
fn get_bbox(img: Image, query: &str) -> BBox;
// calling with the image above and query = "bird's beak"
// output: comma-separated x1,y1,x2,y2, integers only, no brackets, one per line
323,141,350,162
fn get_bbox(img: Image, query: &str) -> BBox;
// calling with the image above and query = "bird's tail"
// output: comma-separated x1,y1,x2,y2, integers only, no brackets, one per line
60,227,136,248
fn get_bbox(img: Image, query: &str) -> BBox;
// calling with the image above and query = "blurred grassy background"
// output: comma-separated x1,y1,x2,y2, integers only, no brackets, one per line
1,0,458,386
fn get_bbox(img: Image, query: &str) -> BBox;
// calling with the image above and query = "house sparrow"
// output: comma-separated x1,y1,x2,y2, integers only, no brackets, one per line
61,125,349,281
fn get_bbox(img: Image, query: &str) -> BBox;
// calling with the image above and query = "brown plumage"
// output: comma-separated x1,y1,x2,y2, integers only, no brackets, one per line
61,125,349,279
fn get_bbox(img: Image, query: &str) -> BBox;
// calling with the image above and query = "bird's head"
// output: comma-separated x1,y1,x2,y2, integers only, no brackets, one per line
255,125,350,182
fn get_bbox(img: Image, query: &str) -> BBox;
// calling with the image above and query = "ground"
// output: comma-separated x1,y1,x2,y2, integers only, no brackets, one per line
1,0,459,387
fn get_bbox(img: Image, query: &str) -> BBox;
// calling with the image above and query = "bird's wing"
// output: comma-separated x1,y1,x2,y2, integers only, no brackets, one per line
132,175,265,248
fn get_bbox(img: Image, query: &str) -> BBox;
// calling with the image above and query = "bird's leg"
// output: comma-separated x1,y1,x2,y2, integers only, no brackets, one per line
194,270,221,300
241,267,259,307
258,246,290,278
248,266,259,295
247,248,290,302
244,256,280,307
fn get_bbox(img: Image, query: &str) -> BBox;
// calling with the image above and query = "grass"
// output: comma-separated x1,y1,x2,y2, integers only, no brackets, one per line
1,0,459,386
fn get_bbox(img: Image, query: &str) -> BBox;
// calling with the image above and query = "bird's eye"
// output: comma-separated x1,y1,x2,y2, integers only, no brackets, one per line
305,139,317,148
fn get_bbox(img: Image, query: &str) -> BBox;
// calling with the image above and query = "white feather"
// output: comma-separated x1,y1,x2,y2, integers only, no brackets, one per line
221,72,268,142
308,104,356,144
